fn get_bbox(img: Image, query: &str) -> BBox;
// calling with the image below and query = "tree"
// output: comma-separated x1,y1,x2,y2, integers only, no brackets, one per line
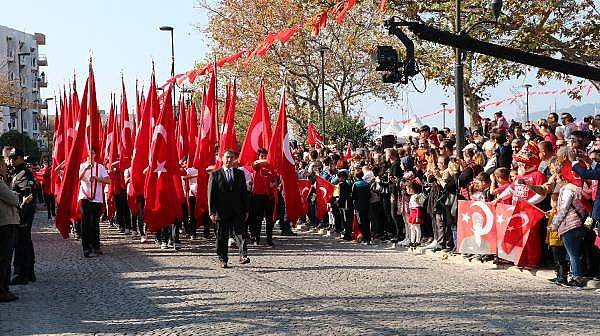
324,113,374,148
198,0,400,137
0,130,42,162
386,0,599,127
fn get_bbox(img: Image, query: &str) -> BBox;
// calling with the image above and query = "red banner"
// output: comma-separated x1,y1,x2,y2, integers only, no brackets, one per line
457,200,497,255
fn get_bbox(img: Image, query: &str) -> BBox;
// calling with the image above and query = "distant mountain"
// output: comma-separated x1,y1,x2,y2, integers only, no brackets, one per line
529,103,600,121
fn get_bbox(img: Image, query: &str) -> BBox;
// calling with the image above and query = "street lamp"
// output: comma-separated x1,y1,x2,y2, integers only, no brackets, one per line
441,102,448,129
17,51,31,151
523,84,532,122
159,25,176,110
379,116,384,135
454,0,465,158
318,45,329,139
44,97,54,158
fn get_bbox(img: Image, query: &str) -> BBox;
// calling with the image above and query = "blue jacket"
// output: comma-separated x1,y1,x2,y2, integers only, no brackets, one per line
572,162,600,226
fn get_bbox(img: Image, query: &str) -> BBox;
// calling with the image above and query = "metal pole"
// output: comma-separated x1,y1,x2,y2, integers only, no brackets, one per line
379,116,383,134
524,84,531,122
170,29,176,113
454,0,465,158
441,102,448,129
17,55,25,151
320,48,326,139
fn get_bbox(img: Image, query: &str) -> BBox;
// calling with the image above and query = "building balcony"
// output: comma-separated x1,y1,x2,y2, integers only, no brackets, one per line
34,33,46,45
38,55,47,66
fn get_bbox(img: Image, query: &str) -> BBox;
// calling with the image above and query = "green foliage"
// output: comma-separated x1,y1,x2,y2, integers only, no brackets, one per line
324,113,374,148
0,130,41,162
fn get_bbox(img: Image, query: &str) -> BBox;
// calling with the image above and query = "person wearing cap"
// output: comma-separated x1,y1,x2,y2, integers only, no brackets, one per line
496,141,547,206
78,147,110,258
8,149,36,285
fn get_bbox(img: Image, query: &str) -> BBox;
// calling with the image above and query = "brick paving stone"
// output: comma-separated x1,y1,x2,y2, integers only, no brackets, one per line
0,211,599,335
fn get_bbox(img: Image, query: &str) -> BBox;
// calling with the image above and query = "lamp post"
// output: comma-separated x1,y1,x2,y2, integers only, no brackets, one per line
379,116,384,135
441,102,448,129
43,97,54,158
523,84,532,122
159,25,176,110
318,46,329,139
17,51,31,151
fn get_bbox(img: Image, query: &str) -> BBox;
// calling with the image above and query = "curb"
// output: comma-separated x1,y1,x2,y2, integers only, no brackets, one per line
297,227,599,290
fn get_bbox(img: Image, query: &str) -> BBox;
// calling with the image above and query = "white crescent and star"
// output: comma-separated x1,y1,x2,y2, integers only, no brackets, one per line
250,121,264,151
152,124,167,143
154,160,167,178
470,201,494,236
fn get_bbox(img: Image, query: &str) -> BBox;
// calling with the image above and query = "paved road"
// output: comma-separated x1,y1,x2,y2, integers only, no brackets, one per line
1,212,599,336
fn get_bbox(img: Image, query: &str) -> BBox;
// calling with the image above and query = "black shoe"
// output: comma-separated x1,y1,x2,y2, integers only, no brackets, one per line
0,292,19,302
93,249,103,255
84,251,91,258
239,257,250,264
219,261,229,268
28,272,36,282
281,231,297,236
562,279,586,289
266,240,274,246
9,275,29,285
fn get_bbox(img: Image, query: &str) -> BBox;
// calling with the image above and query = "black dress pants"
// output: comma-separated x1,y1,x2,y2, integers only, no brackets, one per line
80,200,101,253
114,192,131,232
44,193,56,218
251,194,274,243
357,209,371,242
13,208,35,278
0,225,16,294
216,218,248,263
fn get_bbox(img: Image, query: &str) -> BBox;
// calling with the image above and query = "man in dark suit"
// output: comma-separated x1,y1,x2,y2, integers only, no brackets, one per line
208,150,250,268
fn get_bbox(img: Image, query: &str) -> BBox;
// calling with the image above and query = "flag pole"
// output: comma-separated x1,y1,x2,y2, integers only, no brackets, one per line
213,55,220,141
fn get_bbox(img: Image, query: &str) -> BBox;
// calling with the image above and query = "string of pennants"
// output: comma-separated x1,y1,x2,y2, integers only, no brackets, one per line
155,0,389,102
365,82,599,128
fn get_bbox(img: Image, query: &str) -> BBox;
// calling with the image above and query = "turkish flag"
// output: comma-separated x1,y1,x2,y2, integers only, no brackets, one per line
144,84,183,232
219,81,238,156
297,179,312,216
312,11,328,37
256,32,278,58
239,82,272,167
352,214,362,241
50,100,64,196
119,79,133,169
457,200,497,255
194,73,217,216
187,98,199,165
276,26,298,43
55,67,92,239
86,66,101,160
176,96,189,162
315,176,335,220
103,101,116,164
131,72,159,198
267,87,305,223
307,122,324,148
106,102,122,218
336,0,355,24
500,200,545,267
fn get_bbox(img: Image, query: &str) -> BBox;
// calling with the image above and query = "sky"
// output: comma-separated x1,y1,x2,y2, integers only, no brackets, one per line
2,0,598,129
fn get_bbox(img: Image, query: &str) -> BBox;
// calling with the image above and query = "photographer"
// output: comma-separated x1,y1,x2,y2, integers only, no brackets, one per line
8,149,36,285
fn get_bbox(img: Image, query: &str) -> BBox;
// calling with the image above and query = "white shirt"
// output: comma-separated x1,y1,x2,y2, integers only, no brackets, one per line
78,162,109,203
184,167,198,196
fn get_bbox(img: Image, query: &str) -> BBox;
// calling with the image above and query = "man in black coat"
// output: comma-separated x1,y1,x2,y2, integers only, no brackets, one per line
208,150,250,268
8,149,36,285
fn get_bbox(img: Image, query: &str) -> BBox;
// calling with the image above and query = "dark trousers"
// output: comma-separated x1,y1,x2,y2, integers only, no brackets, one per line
341,209,353,239
332,206,343,233
80,200,101,253
369,201,384,239
44,193,56,218
390,198,403,241
433,213,453,248
184,196,197,237
216,218,248,263
114,192,131,232
133,196,145,235
276,192,292,233
357,209,371,242
251,194,274,243
562,227,586,277
13,209,35,278
551,245,569,281
0,225,16,294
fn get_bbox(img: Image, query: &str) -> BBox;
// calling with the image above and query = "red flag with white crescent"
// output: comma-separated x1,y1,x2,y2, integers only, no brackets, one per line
239,82,272,167
307,122,324,148
499,200,545,267
297,179,312,216
194,73,217,216
267,86,305,223
144,84,183,232
315,176,335,220
120,78,133,169
457,200,497,255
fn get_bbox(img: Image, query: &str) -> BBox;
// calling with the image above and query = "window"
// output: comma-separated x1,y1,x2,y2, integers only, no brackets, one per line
23,119,28,130
33,119,38,131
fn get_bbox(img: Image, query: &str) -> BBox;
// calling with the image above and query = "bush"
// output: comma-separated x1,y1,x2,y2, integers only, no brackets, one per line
0,130,41,162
